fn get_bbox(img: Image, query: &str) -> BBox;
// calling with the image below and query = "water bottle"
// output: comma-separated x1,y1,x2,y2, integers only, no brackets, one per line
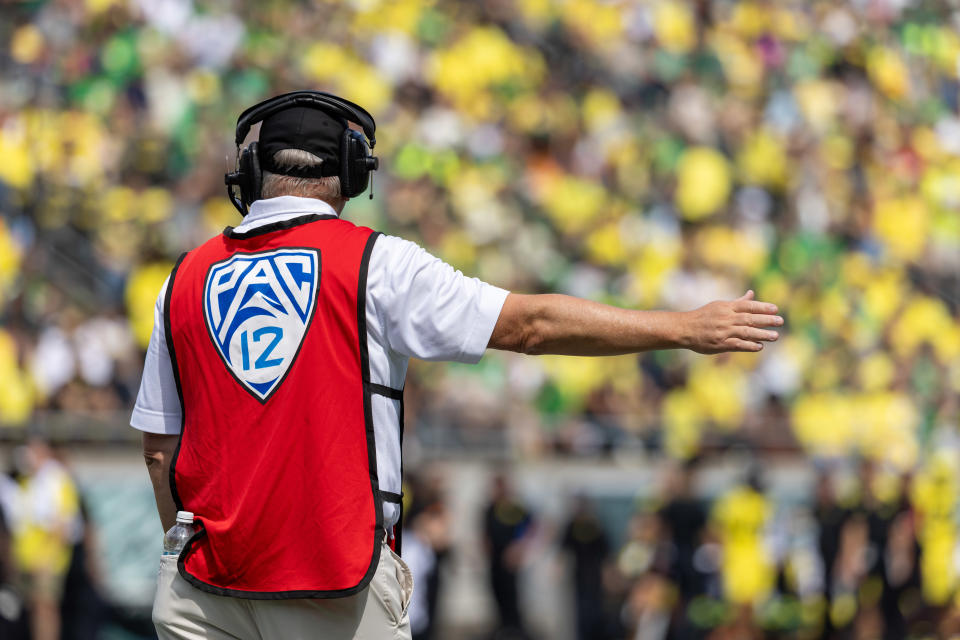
162,511,196,556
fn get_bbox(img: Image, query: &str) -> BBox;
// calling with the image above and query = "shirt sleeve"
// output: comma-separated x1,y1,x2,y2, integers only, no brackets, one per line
366,234,509,363
130,277,183,434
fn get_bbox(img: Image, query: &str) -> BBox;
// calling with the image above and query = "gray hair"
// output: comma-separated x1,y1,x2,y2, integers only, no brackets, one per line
260,148,342,201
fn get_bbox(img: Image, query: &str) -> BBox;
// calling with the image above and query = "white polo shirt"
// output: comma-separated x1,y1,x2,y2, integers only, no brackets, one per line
131,196,509,530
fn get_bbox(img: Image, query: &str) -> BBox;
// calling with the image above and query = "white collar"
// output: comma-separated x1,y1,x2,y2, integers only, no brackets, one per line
233,196,338,233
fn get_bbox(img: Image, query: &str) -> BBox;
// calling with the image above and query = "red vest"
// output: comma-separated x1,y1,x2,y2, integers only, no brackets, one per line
164,213,385,598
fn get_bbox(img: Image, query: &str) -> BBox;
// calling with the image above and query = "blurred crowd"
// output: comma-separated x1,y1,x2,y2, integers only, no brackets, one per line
3,453,960,640
408,460,960,640
8,446,960,640
2,0,959,466
601,459,960,640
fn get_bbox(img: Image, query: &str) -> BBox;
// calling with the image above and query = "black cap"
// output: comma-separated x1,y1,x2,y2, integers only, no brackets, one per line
258,107,344,177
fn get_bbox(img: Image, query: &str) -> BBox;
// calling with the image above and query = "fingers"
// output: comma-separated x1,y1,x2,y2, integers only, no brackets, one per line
736,300,779,315
737,290,755,301
723,338,763,352
738,313,784,328
737,327,779,342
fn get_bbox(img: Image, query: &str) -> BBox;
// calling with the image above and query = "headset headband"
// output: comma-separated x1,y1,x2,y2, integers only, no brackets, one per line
234,90,377,148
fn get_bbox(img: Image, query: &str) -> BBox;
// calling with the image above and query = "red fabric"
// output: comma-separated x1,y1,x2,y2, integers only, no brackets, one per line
167,217,380,596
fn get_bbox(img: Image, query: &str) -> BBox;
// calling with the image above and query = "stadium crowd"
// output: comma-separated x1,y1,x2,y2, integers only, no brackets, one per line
600,458,960,640
400,459,960,640
2,0,959,461
1,0,960,637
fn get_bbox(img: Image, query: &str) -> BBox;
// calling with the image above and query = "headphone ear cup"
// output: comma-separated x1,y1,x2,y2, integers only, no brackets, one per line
340,129,369,198
237,146,253,208
248,141,262,203
339,128,355,198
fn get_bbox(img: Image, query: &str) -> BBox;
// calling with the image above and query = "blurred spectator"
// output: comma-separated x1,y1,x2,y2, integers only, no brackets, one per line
402,473,452,640
880,509,920,639
829,512,874,633
10,439,81,640
0,461,28,639
560,494,611,640
814,470,845,597
711,469,773,608
59,496,109,640
483,474,535,640
658,461,708,605
614,509,674,639
624,572,673,640
616,510,672,583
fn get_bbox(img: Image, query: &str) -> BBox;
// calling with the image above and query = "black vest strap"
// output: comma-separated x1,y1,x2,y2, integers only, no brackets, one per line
380,490,403,504
366,382,404,553
222,214,337,239
366,382,403,400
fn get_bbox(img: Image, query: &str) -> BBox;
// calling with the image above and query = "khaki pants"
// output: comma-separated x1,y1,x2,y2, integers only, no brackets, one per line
153,541,413,640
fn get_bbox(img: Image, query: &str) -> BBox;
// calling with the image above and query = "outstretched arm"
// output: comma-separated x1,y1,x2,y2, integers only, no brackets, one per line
488,290,782,356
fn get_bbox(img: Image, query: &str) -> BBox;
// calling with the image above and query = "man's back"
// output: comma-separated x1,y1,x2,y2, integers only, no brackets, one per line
166,212,380,595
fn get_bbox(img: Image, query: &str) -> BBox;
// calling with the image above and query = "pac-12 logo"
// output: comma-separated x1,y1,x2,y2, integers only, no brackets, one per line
203,248,319,402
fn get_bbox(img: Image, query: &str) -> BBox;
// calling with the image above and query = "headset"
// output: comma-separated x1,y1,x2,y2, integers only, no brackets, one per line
224,90,380,215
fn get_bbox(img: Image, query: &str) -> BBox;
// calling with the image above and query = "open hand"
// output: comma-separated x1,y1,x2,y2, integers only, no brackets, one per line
680,291,783,354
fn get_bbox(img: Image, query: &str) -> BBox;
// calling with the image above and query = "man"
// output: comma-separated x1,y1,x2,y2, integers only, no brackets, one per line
10,439,81,640
483,474,536,639
399,473,451,640
560,495,611,640
133,91,782,639
658,461,708,605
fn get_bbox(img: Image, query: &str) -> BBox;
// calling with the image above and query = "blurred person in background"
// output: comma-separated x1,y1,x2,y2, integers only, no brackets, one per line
857,461,903,584
812,469,847,639
828,512,875,635
560,494,611,640
658,461,708,608
813,471,845,601
0,459,29,640
401,473,452,640
58,496,109,640
614,510,672,640
11,439,81,640
616,510,673,584
710,467,773,625
483,474,536,640
909,455,959,635
623,572,673,640
879,509,920,639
